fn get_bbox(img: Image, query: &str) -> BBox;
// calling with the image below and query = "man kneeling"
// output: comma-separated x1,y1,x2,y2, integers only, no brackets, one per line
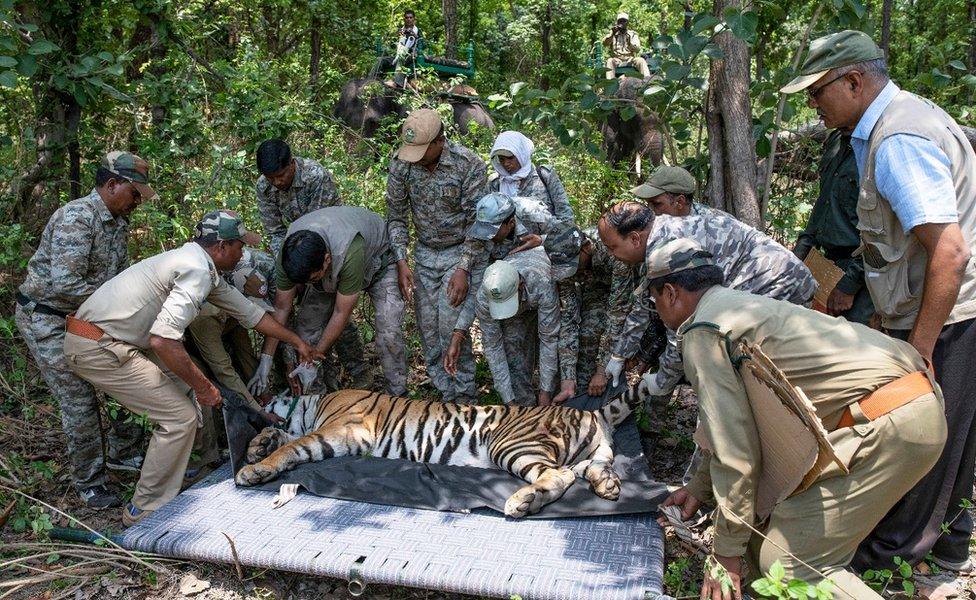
653,239,946,600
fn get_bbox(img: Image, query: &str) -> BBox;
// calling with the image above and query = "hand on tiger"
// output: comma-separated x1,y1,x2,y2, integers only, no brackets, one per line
538,390,552,406
263,411,284,425
552,379,576,404
443,330,465,377
247,353,274,396
284,361,302,396
289,363,318,394
639,371,669,397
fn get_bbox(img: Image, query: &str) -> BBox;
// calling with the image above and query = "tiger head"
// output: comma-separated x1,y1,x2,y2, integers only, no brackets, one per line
263,392,319,437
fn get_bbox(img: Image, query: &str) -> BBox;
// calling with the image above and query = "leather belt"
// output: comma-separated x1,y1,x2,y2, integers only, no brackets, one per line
16,291,70,318
65,315,106,341
836,371,933,429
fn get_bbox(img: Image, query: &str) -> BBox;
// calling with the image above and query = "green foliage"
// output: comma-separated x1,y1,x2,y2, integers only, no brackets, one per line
861,556,915,596
664,556,696,598
751,560,834,599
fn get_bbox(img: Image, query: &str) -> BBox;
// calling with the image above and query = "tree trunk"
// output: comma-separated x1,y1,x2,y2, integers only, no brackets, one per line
309,14,322,95
443,0,459,56
539,0,553,89
707,0,761,226
880,0,893,60
66,98,81,200
705,85,726,210
467,0,479,43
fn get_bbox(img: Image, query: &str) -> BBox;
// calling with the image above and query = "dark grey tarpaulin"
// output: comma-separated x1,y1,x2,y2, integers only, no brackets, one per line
223,391,669,518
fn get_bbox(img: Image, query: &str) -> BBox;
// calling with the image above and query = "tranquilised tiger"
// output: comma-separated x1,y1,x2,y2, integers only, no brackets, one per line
234,386,647,518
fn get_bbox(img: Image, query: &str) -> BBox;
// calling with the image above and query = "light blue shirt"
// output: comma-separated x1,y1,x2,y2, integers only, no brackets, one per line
850,81,958,233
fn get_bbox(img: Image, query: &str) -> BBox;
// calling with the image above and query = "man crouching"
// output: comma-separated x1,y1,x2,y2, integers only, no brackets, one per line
652,239,946,600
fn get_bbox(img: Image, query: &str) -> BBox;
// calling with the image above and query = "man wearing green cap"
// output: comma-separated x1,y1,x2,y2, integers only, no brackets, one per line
15,151,154,509
653,238,946,600
784,29,976,570
445,247,562,406
386,108,489,403
63,210,321,526
631,165,717,218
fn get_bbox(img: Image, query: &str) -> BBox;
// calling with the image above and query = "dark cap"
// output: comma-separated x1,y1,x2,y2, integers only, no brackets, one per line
781,30,884,94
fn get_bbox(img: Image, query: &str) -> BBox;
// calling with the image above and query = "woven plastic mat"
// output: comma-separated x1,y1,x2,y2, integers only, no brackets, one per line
122,464,667,599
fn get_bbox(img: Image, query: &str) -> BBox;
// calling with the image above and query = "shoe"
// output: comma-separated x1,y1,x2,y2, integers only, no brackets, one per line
929,555,974,573
79,485,122,509
107,455,144,473
121,502,153,527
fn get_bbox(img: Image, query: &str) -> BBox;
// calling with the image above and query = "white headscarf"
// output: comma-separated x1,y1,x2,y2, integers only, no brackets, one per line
490,131,535,197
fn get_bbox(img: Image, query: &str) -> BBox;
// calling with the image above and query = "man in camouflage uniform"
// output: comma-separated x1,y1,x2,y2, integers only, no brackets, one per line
255,206,407,396
446,247,561,406
15,151,153,508
632,165,719,219
386,109,488,403
598,201,816,399
254,138,370,389
468,192,578,402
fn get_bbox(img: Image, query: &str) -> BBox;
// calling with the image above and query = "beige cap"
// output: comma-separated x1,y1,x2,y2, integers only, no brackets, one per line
396,109,444,163
616,12,629,21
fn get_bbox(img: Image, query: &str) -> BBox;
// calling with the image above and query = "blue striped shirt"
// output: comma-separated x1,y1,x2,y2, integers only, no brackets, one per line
850,81,958,234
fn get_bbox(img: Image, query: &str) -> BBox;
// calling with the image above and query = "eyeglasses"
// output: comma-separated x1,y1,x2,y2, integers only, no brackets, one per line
806,71,852,100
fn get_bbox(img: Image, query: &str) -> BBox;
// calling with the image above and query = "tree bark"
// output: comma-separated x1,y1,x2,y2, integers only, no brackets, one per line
443,0,459,56
309,14,322,95
880,0,893,60
707,0,761,226
539,0,553,89
705,85,727,210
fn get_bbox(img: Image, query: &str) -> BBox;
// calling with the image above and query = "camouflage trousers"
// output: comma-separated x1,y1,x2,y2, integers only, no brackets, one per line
15,304,143,491
575,303,610,389
294,265,406,395
555,280,580,387
493,310,540,406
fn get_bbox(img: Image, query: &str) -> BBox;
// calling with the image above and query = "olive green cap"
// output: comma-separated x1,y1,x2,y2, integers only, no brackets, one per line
630,165,696,199
781,30,884,94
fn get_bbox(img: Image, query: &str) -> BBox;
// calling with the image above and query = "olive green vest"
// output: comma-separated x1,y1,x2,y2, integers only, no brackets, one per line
856,91,976,329
286,206,390,293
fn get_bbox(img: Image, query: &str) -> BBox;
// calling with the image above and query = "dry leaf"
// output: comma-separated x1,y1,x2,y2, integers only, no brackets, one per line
179,573,211,597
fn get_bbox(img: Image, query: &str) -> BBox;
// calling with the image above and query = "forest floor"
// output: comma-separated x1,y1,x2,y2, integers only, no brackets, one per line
2,374,975,599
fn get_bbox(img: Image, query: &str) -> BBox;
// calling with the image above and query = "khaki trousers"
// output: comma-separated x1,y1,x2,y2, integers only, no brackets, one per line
64,332,200,512
605,56,651,79
747,392,947,600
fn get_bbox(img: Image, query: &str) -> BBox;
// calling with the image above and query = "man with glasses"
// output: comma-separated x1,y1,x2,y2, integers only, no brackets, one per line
782,30,976,572
15,151,154,509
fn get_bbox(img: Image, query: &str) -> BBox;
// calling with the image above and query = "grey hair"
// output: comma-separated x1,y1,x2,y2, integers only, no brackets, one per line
833,58,889,82
602,201,655,235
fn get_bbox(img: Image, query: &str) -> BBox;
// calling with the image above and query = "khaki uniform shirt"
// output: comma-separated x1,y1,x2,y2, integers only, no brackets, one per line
680,286,927,557
602,29,641,59
76,242,265,349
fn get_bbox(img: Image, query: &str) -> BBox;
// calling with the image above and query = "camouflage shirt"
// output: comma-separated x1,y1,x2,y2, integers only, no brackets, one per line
256,156,341,256
19,189,129,313
386,140,489,272
489,195,559,260
476,248,561,403
619,212,817,392
568,228,618,365
488,165,575,224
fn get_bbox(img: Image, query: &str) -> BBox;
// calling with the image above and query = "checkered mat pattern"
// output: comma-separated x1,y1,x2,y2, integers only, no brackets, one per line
122,464,667,599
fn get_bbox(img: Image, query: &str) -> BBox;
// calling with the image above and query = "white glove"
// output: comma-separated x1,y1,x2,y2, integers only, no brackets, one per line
247,353,274,395
289,362,318,393
639,371,672,397
605,356,625,387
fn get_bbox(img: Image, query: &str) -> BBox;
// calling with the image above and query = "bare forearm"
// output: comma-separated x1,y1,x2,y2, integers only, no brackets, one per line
911,252,965,357
315,309,352,355
149,335,211,392
254,313,304,351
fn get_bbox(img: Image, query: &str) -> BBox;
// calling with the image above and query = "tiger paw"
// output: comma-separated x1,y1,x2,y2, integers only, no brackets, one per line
235,463,276,486
504,486,543,518
246,428,288,463
590,465,621,501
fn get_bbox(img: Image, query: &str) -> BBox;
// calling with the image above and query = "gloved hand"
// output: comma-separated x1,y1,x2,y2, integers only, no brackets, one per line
247,353,274,395
289,362,318,394
605,355,625,387
638,371,671,398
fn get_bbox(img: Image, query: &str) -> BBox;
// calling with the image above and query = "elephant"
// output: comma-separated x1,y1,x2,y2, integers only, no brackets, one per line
600,77,664,175
333,79,494,139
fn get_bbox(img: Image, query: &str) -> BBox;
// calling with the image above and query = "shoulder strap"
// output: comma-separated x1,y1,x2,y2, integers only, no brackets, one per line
681,321,744,368
535,165,554,202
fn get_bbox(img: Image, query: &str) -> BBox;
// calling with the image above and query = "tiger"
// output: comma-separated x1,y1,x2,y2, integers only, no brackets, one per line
234,386,646,518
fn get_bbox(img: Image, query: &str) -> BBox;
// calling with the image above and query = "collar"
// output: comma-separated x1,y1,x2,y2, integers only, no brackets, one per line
273,395,303,430
676,286,725,336
851,81,899,142
187,241,220,286
436,141,459,171
290,157,307,189
90,189,122,225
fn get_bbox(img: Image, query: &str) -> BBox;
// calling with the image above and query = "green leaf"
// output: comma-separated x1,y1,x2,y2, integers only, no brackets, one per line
580,90,599,110
97,51,113,62
703,44,724,60
620,105,637,121
17,55,37,77
0,55,16,67
0,69,16,88
751,579,774,596
664,64,691,80
28,39,59,55
724,9,758,44
898,560,912,578
643,84,665,96
769,560,786,581
691,14,721,35
787,578,810,599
